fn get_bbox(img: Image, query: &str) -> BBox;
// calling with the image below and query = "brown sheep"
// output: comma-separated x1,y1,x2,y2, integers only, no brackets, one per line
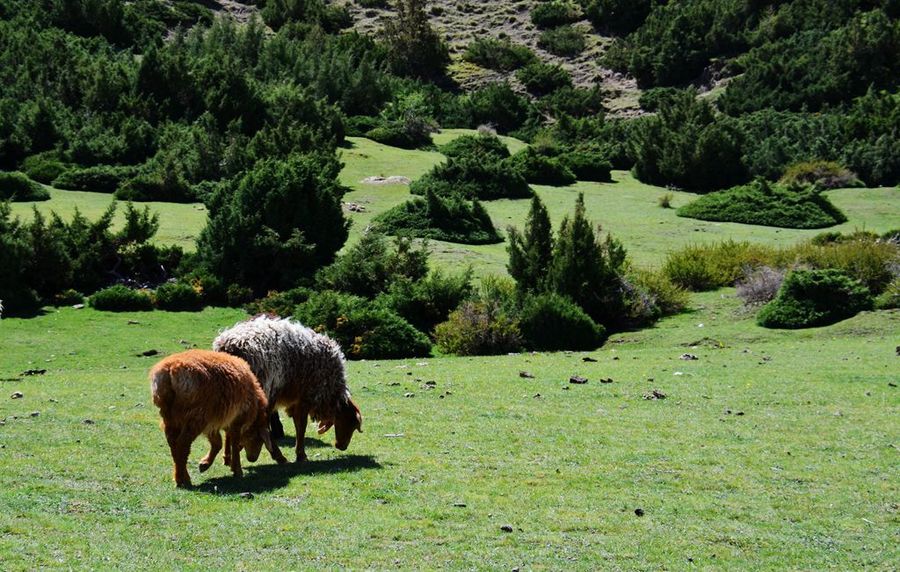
149,349,286,487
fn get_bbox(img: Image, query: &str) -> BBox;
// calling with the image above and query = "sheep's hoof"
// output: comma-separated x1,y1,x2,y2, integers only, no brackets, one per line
175,479,193,489
198,461,212,473
295,454,307,464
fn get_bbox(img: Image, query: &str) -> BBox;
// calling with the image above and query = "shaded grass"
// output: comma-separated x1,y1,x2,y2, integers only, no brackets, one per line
0,295,896,569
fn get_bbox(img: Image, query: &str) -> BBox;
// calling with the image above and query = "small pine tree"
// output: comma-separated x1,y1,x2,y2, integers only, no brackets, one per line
380,0,450,80
547,193,627,327
507,194,553,294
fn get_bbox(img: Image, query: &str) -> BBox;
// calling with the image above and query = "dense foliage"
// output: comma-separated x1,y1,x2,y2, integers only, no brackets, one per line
463,37,537,71
0,171,48,201
375,190,501,245
677,179,848,229
757,269,873,329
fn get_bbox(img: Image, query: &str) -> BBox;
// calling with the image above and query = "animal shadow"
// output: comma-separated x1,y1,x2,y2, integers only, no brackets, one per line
195,454,381,495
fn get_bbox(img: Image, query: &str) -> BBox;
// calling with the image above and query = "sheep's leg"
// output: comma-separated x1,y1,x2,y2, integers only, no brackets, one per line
199,431,222,473
226,428,243,478
172,426,198,488
223,432,231,467
269,410,285,440
288,405,310,463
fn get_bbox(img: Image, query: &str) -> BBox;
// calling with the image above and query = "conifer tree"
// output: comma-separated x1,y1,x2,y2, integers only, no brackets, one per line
507,194,553,294
546,193,627,327
380,0,449,80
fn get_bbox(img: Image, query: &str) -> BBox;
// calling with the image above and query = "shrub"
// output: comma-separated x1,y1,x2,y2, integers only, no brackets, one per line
410,156,532,201
580,0,653,35
508,149,576,186
663,241,777,291
344,116,381,137
676,179,847,229
507,195,554,295
196,154,348,295
294,290,431,359
52,165,139,194
658,193,673,208
377,269,474,335
463,38,537,71
454,83,533,134
366,124,432,150
538,26,586,57
757,269,873,329
874,278,900,310
183,270,228,307
440,134,510,161
245,287,313,317
779,161,863,190
434,300,522,356
374,191,502,245
621,269,690,324
516,62,572,96
0,171,48,201
116,169,195,203
786,239,899,295
154,281,203,311
539,86,606,118
316,232,429,298
380,0,450,80
21,152,70,185
53,289,84,306
531,1,582,28
89,285,154,312
558,150,612,182
736,266,786,306
519,293,606,351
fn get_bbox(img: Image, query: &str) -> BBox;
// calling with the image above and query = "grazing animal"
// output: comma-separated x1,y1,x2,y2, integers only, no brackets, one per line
213,315,363,463
149,349,285,487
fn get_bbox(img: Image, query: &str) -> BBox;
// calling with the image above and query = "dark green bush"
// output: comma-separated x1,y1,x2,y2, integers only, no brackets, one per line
182,270,228,307
454,83,533,134
377,269,474,335
316,232,429,298
580,0,653,35
558,150,612,182
463,38,537,71
538,26,586,57
375,190,501,245
410,156,532,201
676,179,848,229
154,281,203,311
519,293,606,351
0,171,48,201
344,116,381,137
116,169,196,203
21,152,71,185
294,290,431,359
539,86,606,119
52,165,139,194
89,285,154,312
757,269,873,329
508,149,576,186
440,134,510,161
516,62,572,96
531,2,582,28
365,125,431,149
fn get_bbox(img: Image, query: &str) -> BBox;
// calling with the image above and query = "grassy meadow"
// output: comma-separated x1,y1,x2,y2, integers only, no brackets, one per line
2,131,898,569
1,292,897,569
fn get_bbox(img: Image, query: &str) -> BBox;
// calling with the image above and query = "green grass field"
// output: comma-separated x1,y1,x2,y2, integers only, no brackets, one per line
1,293,897,569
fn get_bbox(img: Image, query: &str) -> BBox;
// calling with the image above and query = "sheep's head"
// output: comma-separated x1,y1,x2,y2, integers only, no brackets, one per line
317,398,362,451
242,412,274,463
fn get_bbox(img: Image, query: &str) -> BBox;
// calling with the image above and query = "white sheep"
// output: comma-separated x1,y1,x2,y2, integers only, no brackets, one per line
213,315,362,462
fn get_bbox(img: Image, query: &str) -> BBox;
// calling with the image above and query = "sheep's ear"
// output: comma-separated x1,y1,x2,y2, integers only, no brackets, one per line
317,420,333,434
356,412,363,433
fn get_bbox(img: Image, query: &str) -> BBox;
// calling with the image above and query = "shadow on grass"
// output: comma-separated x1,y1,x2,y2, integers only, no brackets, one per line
275,435,331,449
195,454,382,495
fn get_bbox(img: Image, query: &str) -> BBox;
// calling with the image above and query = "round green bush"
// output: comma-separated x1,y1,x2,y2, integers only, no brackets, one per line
52,165,139,194
53,289,85,306
22,152,71,185
677,179,847,229
89,285,154,312
538,25,586,57
374,191,502,245
0,171,49,202
519,293,606,351
155,281,203,311
531,1,582,28
463,37,537,71
757,269,873,329
440,133,510,161
509,149,576,186
516,62,572,96
434,301,522,356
